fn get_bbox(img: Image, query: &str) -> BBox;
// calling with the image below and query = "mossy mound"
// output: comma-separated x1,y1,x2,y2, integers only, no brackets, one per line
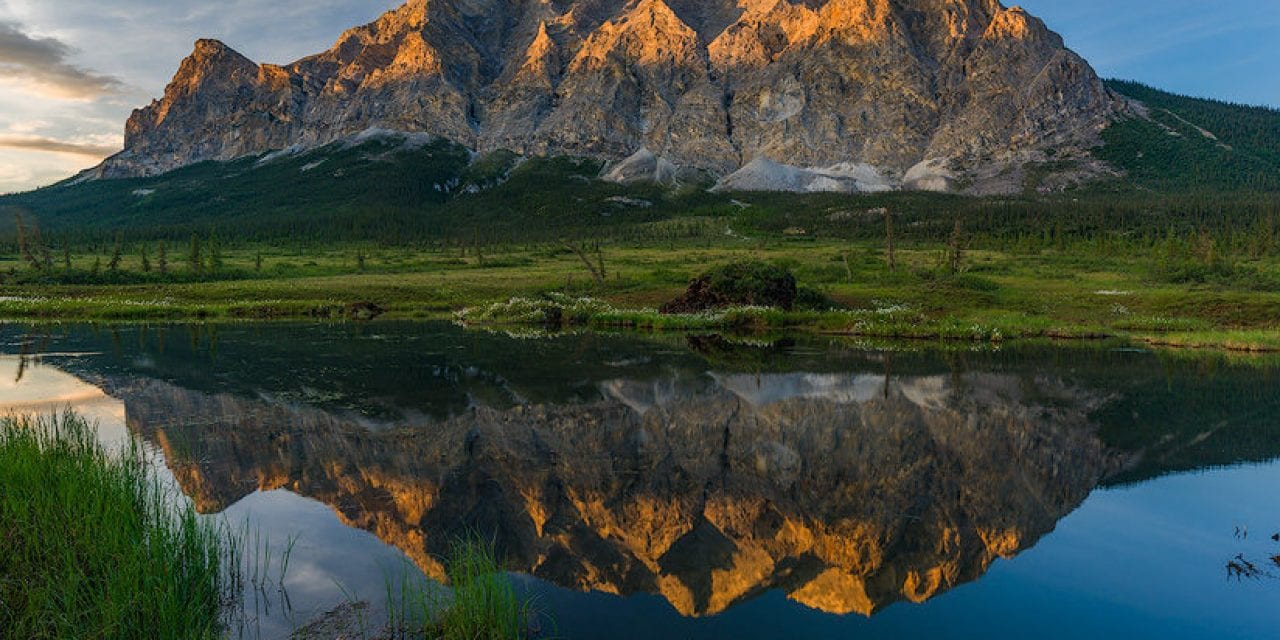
661,261,798,313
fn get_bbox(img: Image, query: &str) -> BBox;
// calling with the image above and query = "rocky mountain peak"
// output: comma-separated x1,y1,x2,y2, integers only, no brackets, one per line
171,39,257,88
96,0,1122,194
189,38,238,59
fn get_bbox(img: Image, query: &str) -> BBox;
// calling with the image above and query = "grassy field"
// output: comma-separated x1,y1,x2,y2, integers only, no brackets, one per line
2,235,1279,352
0,412,234,639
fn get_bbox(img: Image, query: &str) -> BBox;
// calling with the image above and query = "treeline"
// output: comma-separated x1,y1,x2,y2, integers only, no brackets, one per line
3,188,1278,256
2,213,252,285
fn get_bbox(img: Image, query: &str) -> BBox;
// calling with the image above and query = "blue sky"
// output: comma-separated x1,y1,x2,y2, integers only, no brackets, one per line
1019,0,1280,107
0,0,1276,193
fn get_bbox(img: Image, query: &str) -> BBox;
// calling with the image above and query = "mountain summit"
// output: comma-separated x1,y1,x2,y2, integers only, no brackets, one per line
95,0,1122,193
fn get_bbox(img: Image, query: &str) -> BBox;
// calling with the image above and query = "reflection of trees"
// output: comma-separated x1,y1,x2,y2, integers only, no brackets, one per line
13,332,54,384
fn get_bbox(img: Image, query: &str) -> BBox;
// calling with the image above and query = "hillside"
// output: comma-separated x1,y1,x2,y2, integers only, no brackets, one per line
1097,80,1280,192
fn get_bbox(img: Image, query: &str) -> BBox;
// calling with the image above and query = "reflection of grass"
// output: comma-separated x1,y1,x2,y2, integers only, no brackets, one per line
0,412,235,638
1137,331,1280,353
385,538,537,640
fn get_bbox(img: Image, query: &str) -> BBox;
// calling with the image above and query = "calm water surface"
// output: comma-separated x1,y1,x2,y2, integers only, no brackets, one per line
2,322,1278,639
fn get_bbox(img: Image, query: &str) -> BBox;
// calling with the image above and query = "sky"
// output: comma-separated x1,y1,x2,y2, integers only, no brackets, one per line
0,0,1276,194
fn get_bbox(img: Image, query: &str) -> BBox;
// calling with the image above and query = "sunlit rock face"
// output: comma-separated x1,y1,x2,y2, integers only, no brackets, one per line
104,367,1121,617
97,0,1119,192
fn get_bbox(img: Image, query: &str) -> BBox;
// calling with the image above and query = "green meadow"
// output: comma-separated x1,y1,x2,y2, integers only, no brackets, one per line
2,234,1279,352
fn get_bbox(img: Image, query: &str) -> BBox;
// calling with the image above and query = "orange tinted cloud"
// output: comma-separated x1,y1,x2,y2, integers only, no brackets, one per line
0,135,118,158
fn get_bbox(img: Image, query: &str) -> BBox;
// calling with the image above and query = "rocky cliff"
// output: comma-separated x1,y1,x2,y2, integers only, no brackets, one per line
95,0,1121,193
107,368,1121,617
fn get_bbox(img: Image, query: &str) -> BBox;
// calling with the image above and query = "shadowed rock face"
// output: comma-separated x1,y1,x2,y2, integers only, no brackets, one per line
106,368,1121,617
98,0,1119,190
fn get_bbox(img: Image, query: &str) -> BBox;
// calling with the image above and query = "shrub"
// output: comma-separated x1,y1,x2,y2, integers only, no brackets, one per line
660,261,798,313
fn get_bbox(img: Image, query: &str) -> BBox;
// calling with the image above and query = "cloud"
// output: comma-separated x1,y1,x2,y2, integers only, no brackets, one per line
0,20,123,99
0,135,118,158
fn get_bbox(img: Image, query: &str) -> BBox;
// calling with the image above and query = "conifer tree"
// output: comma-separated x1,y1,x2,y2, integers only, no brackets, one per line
189,234,202,274
208,233,223,274
883,208,897,273
157,241,169,275
108,234,123,272
947,218,965,275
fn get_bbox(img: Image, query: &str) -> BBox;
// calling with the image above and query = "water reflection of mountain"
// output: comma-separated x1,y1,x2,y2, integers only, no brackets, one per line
101,369,1117,617
9,323,1280,618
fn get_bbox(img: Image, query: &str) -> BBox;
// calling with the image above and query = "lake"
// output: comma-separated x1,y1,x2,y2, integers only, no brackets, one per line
2,322,1278,639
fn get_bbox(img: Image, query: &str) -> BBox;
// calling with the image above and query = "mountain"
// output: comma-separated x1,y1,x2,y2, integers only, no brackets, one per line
90,0,1123,194
2,79,1275,245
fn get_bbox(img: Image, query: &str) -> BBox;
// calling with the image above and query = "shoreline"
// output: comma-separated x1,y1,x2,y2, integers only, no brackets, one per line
4,302,1278,357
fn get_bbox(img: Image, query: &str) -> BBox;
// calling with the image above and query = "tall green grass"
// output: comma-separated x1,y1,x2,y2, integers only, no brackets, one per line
0,412,236,639
385,538,537,640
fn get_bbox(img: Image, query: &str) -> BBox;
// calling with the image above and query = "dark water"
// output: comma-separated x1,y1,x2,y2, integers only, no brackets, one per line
3,322,1279,639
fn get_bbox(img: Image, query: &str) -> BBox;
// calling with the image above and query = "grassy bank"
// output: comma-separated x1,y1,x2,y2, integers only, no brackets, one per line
0,412,541,639
384,539,536,640
0,412,234,639
3,239,1279,353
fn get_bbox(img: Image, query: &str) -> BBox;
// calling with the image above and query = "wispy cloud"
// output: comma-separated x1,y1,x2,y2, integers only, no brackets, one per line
0,135,118,158
0,20,123,99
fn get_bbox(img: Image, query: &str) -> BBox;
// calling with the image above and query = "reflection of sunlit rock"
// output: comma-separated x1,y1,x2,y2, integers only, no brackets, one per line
103,369,1120,618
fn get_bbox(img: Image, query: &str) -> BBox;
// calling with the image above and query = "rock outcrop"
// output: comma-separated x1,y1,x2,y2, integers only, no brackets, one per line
95,0,1122,193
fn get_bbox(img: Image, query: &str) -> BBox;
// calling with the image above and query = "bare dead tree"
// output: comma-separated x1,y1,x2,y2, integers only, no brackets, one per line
884,208,897,272
14,212,41,271
948,217,965,275
561,238,606,286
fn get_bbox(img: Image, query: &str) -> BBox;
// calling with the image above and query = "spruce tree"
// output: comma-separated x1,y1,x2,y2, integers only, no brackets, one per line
208,234,224,274
189,234,202,275
883,208,897,273
108,235,123,272
947,218,965,275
